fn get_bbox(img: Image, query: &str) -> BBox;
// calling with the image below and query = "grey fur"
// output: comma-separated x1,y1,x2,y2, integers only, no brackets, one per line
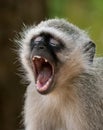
19,19,103,130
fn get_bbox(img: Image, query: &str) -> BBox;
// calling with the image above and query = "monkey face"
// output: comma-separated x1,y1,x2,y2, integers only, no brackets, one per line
30,33,65,94
19,19,95,95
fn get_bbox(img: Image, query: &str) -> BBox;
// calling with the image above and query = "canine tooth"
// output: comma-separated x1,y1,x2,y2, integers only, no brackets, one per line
45,59,48,62
32,57,35,60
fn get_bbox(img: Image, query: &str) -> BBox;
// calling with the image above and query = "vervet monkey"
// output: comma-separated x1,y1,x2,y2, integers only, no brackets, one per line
18,19,103,130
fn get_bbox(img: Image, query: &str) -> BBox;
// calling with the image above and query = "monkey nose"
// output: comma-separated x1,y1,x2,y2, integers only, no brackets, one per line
36,41,47,50
38,45,45,49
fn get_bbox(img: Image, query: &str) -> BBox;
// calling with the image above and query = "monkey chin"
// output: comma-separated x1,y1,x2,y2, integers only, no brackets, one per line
32,55,55,95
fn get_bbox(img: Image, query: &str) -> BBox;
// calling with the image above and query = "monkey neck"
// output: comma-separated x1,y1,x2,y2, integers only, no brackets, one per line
25,83,84,130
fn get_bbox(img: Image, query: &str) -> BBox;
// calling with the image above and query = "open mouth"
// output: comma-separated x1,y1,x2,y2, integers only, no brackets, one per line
32,56,54,94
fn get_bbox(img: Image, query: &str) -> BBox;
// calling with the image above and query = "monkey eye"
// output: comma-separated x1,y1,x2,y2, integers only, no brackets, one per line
34,36,43,42
30,36,43,50
49,38,59,47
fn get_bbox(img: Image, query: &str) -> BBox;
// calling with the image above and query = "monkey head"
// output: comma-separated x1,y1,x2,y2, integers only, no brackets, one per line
19,19,95,94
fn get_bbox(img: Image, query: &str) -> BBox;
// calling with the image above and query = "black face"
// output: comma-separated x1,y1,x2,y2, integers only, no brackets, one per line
30,33,64,94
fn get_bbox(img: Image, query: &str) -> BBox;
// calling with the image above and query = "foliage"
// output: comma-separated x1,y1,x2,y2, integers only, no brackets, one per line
47,0,103,56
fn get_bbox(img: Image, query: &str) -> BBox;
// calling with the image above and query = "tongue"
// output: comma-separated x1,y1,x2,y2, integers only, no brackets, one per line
37,67,52,88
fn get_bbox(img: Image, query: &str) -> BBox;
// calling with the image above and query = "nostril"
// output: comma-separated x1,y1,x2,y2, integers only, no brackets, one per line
39,46,45,49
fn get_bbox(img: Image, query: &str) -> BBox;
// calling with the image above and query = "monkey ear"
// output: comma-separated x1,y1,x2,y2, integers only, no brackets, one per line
84,41,96,62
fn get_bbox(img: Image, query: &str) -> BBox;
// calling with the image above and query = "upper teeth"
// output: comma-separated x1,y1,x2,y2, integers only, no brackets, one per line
33,56,48,63
32,56,41,60
34,56,41,59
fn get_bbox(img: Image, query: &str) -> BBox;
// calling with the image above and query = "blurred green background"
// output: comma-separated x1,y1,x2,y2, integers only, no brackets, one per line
0,0,103,130
48,0,103,56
